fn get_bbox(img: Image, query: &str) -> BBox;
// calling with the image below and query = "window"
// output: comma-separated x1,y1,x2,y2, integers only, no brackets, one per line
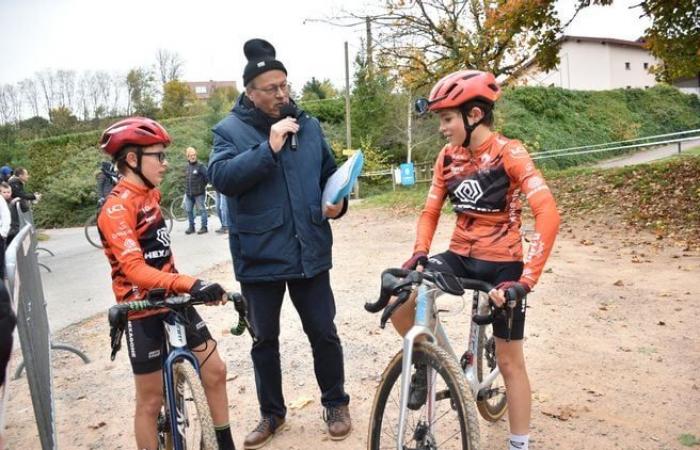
625,62,630,70
643,62,649,69
195,86,207,94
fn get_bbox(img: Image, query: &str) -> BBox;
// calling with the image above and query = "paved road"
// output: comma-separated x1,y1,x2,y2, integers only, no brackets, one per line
37,218,233,331
595,138,700,169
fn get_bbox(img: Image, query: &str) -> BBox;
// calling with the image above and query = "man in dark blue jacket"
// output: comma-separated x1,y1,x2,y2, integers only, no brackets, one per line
208,38,351,448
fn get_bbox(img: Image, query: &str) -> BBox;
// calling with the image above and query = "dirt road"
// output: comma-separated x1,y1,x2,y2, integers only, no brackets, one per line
4,208,700,449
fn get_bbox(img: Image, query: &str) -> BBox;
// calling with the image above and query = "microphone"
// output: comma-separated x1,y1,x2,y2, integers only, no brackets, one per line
279,103,298,150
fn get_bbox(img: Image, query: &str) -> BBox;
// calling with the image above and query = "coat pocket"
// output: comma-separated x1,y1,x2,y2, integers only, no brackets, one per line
236,208,287,261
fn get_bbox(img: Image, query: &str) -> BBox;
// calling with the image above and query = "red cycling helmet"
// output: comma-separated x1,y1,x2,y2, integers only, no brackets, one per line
416,70,501,114
99,117,171,157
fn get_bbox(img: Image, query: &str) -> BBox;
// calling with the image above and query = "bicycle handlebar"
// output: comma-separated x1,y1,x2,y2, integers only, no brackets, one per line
108,290,256,361
365,268,526,336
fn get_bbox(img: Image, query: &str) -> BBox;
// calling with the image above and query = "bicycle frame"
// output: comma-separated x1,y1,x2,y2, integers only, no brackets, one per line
161,310,202,450
395,283,501,449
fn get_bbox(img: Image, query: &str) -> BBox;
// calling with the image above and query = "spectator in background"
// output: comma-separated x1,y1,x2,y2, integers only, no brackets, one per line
215,190,230,234
0,184,10,279
0,164,12,182
95,161,119,207
9,167,41,213
1,184,19,245
184,147,209,235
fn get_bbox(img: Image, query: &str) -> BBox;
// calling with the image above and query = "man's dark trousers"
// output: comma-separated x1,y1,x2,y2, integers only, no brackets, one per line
242,271,349,419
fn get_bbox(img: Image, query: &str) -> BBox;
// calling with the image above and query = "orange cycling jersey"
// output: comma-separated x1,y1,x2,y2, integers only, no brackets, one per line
413,132,560,289
97,178,196,320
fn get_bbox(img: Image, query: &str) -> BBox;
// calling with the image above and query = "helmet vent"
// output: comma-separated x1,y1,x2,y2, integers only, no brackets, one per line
488,83,499,92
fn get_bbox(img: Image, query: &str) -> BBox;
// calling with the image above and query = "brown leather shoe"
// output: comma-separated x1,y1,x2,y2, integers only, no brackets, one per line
324,405,352,440
243,415,285,449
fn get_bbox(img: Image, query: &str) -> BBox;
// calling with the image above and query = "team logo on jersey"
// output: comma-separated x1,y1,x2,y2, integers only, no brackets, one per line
156,227,171,247
454,179,484,204
510,146,528,159
106,203,126,218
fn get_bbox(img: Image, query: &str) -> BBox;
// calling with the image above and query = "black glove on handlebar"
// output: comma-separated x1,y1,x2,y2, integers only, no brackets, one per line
495,281,530,302
190,280,226,304
401,252,428,270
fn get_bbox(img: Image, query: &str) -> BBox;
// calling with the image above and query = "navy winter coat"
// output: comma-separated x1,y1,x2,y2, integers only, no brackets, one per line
208,95,340,282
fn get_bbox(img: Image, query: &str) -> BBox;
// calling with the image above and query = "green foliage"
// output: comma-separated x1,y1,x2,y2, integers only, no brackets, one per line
126,67,158,117
300,97,345,124
48,106,79,130
301,77,338,101
206,86,239,115
679,433,700,447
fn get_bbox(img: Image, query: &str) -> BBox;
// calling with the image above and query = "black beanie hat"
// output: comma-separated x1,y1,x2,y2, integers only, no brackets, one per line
242,38,287,87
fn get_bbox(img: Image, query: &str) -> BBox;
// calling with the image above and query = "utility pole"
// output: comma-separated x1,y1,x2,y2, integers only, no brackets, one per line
345,41,351,150
407,93,413,163
366,16,373,77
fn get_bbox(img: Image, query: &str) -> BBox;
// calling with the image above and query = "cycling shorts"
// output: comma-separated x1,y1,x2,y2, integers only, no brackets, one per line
424,251,527,340
125,306,212,374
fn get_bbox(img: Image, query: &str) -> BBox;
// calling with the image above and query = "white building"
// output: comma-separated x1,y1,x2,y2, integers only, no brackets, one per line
513,35,659,90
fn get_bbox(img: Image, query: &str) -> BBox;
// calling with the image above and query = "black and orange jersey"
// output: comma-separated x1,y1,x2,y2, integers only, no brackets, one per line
97,178,196,319
413,133,560,289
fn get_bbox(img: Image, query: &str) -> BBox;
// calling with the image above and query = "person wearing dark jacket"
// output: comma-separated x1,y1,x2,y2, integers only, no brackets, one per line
8,167,41,213
184,146,209,234
208,38,351,448
95,161,118,206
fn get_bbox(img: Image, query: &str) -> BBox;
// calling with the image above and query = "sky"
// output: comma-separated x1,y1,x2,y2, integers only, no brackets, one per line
0,0,651,90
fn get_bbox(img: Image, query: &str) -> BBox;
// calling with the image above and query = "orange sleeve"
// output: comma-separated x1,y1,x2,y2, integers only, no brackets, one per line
503,142,560,289
98,198,197,295
413,147,449,254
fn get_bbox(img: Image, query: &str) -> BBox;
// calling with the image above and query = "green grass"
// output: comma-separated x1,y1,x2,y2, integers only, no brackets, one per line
685,146,700,156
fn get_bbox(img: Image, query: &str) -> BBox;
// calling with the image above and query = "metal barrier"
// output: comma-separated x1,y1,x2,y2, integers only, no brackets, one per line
4,222,57,450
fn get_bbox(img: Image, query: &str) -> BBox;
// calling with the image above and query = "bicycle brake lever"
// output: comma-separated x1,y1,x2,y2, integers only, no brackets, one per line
379,290,411,329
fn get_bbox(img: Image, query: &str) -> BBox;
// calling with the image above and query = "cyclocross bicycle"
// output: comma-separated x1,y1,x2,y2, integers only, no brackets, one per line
169,186,217,223
108,289,256,450
365,268,524,450
84,208,174,249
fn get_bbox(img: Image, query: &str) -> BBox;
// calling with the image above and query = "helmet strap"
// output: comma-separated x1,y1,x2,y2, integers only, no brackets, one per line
459,103,492,148
123,147,156,189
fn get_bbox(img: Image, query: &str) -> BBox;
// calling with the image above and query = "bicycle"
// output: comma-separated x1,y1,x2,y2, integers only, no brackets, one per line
84,207,174,249
107,289,256,450
169,186,217,223
365,268,523,450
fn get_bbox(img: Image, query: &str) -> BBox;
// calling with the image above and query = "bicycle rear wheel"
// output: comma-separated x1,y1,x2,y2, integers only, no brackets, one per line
475,324,508,422
167,362,217,450
84,213,102,249
169,195,187,222
367,341,480,450
161,207,174,233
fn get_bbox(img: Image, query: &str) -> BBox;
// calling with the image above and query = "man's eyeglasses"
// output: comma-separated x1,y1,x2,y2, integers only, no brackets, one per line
142,151,167,163
252,81,290,95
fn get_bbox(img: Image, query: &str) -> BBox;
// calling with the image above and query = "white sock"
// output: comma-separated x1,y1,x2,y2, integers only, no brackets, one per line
509,434,529,450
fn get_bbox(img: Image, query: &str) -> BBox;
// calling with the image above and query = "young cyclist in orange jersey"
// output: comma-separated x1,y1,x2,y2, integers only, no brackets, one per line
97,117,236,450
393,70,560,450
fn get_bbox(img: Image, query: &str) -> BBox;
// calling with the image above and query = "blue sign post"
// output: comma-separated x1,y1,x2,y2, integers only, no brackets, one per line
400,162,415,186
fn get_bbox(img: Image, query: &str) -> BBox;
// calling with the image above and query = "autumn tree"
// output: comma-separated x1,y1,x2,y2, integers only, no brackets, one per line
161,80,196,118
156,49,185,85
636,0,700,81
126,67,158,117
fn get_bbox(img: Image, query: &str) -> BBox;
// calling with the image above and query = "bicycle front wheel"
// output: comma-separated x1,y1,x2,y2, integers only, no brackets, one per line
169,195,187,222
168,362,217,450
367,341,480,450
84,213,102,249
161,207,174,233
475,320,508,422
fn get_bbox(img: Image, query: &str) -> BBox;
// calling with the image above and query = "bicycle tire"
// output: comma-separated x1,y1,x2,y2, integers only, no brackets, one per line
169,362,218,450
169,195,187,222
475,325,508,422
84,213,103,249
367,341,480,450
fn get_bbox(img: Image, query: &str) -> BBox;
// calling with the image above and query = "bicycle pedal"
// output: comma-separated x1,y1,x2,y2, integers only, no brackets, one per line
476,387,505,401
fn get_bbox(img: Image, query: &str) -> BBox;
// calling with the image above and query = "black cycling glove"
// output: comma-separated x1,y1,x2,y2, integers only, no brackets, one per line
190,280,226,304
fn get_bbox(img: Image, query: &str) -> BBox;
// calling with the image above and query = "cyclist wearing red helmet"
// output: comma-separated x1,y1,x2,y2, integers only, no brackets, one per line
393,71,560,450
97,117,237,450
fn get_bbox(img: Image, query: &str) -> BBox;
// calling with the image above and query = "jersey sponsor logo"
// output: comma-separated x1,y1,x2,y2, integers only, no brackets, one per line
144,249,171,260
147,349,161,359
127,321,136,358
454,179,484,205
524,233,544,263
156,227,171,247
121,238,140,256
480,153,492,164
106,203,126,217
510,145,528,159
527,176,545,190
